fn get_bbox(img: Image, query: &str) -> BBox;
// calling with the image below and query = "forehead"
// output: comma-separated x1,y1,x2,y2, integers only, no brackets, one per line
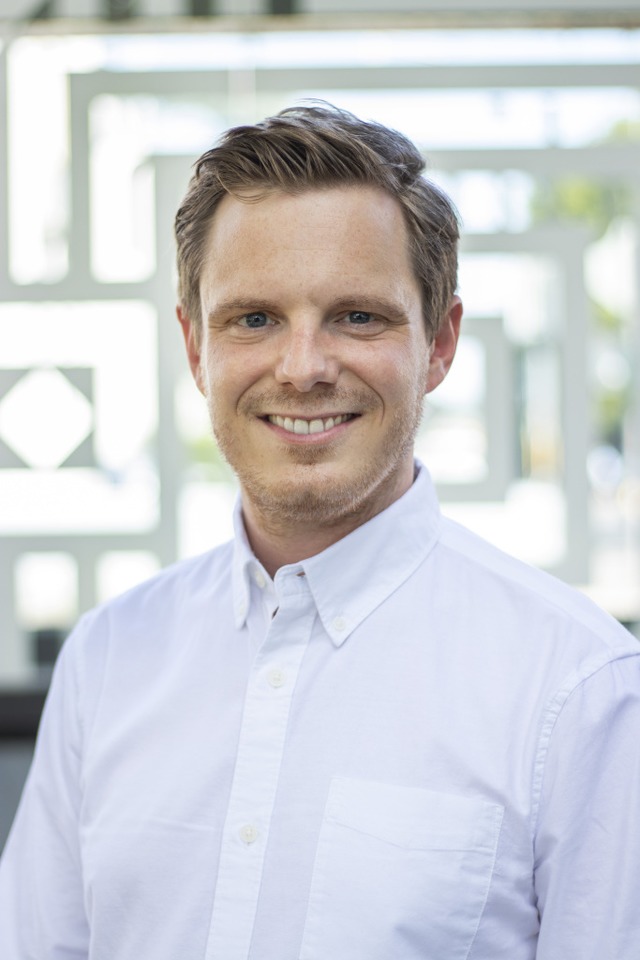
209,184,407,241
199,185,420,304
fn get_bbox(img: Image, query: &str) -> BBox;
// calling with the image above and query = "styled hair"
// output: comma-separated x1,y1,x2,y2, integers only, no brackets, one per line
175,103,460,341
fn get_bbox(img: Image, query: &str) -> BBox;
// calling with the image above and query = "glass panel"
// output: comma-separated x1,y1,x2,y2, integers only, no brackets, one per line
15,552,78,633
0,302,159,534
96,551,161,604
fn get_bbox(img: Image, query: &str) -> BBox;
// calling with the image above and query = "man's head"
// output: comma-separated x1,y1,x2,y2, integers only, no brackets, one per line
175,103,460,345
175,105,463,565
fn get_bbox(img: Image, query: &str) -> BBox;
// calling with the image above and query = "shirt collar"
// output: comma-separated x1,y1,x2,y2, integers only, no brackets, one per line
232,462,442,644
232,504,263,629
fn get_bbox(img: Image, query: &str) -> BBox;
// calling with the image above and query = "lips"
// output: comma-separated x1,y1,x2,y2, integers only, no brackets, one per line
266,413,354,435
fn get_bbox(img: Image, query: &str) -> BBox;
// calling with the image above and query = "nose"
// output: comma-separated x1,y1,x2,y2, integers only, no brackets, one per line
275,324,339,392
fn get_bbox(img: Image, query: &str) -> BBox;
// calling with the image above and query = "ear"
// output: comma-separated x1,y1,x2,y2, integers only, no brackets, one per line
425,296,463,395
177,306,206,396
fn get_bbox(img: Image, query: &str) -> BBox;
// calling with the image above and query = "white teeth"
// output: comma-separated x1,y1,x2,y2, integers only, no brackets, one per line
268,414,350,434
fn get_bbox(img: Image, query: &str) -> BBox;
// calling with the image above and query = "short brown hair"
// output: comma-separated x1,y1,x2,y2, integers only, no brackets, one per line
175,103,459,341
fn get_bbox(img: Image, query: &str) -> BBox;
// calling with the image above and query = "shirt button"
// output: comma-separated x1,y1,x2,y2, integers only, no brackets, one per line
239,824,258,844
253,569,266,589
268,668,286,688
332,616,347,632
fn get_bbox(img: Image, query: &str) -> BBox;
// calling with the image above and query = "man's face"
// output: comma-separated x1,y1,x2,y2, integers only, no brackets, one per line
179,185,460,533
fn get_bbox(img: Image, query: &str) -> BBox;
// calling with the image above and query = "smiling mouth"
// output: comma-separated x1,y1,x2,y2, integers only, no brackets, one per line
265,413,356,435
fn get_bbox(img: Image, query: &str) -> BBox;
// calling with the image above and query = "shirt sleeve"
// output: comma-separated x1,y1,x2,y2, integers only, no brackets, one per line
533,653,640,959
0,623,90,958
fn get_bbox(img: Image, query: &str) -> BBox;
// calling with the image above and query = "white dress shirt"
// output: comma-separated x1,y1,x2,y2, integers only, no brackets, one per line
1,464,639,959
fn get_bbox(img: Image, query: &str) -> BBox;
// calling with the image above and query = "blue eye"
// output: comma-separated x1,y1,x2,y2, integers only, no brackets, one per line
348,311,373,325
240,312,269,329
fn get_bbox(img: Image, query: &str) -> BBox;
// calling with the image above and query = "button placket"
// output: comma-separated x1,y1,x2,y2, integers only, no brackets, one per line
204,575,315,960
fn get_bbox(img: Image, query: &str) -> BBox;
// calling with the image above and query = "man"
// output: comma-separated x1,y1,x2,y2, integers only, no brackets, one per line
1,104,639,959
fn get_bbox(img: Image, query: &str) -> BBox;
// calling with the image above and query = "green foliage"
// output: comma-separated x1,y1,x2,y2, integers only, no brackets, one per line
603,119,640,143
591,299,624,334
527,126,636,451
530,176,630,239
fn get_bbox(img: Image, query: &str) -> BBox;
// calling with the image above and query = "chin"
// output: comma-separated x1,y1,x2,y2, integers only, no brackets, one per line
239,461,399,530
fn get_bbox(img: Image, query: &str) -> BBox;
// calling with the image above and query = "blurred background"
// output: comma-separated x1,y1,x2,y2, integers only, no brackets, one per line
1,0,640,849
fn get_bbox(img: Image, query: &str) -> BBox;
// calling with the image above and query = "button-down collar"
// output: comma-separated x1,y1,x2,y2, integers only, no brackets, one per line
232,462,442,645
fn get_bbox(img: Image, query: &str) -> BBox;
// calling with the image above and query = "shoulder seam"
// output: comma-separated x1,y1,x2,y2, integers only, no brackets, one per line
438,521,628,649
529,650,640,845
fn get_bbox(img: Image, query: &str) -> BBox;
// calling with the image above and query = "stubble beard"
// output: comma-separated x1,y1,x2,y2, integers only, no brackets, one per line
208,384,426,532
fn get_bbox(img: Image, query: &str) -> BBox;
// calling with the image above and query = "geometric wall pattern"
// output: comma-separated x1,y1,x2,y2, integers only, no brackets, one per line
0,367,94,469
1,23,639,683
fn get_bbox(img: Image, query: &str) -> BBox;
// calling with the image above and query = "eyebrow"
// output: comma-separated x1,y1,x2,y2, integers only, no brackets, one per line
206,298,281,323
328,296,409,322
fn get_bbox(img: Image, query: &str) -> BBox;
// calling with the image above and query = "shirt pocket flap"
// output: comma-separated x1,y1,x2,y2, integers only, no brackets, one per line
326,777,503,852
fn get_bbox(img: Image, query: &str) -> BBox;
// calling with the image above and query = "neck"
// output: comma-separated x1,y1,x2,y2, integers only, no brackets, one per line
239,457,418,577
241,499,382,578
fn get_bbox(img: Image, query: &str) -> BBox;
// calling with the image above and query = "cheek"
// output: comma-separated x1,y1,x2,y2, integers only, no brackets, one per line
202,346,263,410
380,353,430,400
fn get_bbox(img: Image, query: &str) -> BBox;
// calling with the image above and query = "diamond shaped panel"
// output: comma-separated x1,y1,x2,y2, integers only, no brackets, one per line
0,368,93,469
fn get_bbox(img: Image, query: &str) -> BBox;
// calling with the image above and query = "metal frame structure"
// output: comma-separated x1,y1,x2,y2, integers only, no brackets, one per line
1,38,639,680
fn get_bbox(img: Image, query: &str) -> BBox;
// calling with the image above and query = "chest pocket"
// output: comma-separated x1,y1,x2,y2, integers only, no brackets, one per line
299,778,503,960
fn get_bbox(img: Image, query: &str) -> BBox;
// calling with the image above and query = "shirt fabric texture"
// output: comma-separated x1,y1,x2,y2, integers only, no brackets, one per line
1,464,639,959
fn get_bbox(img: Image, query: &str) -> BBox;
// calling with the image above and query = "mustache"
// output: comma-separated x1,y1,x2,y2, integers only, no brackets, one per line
241,386,375,416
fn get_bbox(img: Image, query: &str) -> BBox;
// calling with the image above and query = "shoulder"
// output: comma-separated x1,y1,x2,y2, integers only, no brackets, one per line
57,541,236,729
98,540,233,618
65,540,235,661
434,516,636,664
